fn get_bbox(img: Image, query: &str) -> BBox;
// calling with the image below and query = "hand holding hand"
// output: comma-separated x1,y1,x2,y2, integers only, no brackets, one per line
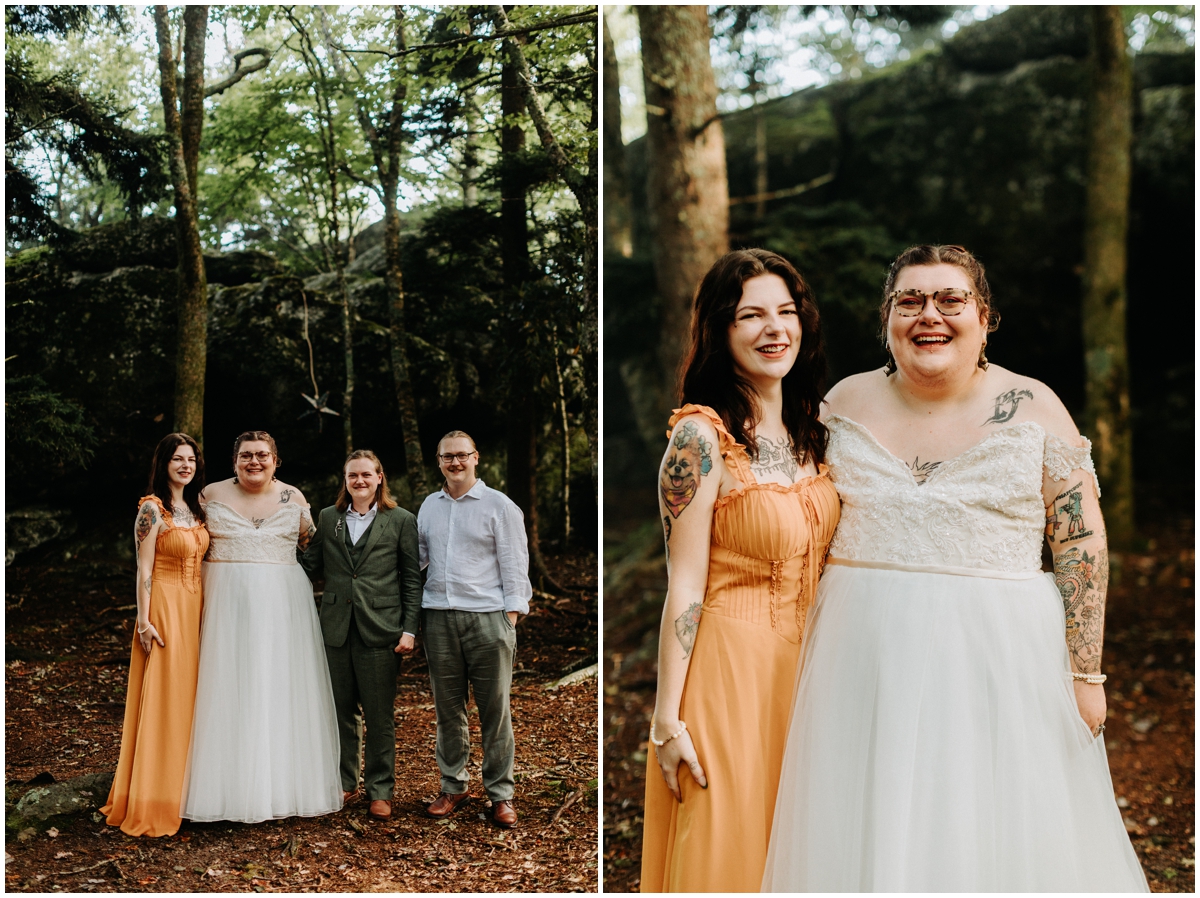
137,620,164,654
395,633,416,654
655,726,707,802
1074,680,1107,736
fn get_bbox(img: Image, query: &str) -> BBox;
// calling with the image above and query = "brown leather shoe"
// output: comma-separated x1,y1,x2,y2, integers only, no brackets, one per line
425,791,471,819
342,789,360,804
368,799,392,821
490,799,517,829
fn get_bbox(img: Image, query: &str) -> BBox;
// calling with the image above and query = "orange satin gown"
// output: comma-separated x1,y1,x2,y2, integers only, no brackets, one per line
101,495,208,837
641,405,840,892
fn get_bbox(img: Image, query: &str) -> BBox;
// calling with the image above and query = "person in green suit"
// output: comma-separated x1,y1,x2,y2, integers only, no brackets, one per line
299,449,421,821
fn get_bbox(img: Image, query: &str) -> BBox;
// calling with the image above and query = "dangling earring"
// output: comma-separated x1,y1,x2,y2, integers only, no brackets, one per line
885,342,897,377
978,342,989,371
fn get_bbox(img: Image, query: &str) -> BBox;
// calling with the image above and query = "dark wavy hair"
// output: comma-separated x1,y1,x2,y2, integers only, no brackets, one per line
879,244,1000,346
678,248,828,466
148,433,206,524
335,449,398,513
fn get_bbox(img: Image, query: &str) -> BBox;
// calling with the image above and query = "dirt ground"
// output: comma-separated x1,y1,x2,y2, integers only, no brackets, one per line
4,534,599,893
602,486,1195,893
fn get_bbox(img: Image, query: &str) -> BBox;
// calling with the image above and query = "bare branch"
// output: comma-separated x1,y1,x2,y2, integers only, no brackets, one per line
332,11,596,59
204,47,271,97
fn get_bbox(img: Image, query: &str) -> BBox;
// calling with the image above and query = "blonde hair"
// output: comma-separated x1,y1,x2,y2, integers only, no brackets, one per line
335,449,398,512
437,430,477,456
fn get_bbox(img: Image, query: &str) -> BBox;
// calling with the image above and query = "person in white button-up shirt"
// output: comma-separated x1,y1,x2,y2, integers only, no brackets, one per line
417,430,531,829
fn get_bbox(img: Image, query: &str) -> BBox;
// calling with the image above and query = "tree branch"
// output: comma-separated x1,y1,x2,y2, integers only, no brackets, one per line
332,11,597,59
204,47,271,97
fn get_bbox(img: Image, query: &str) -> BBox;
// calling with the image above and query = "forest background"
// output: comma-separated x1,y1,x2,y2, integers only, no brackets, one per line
602,4,1194,892
5,4,598,892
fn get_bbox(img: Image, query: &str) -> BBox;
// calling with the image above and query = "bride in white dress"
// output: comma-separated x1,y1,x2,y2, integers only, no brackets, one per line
183,431,342,823
762,245,1148,891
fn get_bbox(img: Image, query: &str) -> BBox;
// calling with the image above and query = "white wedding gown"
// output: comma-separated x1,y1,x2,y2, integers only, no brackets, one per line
182,501,342,823
762,416,1148,892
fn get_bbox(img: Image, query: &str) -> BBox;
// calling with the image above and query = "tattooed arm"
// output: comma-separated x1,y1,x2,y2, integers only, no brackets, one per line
1042,423,1108,735
652,415,722,801
134,501,165,654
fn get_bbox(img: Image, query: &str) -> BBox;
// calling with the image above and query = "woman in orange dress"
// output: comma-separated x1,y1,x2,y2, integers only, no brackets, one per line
640,249,840,892
101,433,209,837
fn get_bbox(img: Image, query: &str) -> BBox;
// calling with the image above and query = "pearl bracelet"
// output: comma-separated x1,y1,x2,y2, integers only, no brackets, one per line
649,718,687,748
136,622,152,635
1070,671,1106,685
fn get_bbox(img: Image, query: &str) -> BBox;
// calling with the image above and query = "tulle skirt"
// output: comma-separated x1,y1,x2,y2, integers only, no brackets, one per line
183,561,342,823
762,562,1149,892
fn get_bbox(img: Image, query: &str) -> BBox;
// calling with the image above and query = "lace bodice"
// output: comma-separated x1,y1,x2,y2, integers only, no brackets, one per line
826,416,1099,574
204,501,304,565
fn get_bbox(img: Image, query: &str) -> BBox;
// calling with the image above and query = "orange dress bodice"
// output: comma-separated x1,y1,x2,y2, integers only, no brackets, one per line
640,404,840,892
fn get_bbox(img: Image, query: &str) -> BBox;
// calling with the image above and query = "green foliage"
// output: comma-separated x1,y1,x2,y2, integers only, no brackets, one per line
5,374,98,478
5,6,167,247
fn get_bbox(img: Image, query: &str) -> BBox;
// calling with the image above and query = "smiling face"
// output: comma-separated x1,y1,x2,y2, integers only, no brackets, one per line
345,457,382,509
167,444,197,490
887,263,987,383
727,274,802,392
234,439,277,487
437,436,479,496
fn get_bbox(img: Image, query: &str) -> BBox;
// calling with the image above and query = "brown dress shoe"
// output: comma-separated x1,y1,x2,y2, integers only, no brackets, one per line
425,791,471,819
491,799,517,829
342,789,360,804
368,799,392,821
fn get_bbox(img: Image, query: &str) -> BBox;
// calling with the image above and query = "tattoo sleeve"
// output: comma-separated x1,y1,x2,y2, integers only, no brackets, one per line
298,508,316,551
674,602,703,658
661,421,713,518
1054,546,1108,673
135,503,158,551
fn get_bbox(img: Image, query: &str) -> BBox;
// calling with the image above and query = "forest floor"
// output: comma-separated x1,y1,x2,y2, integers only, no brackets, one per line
602,486,1195,893
4,530,599,893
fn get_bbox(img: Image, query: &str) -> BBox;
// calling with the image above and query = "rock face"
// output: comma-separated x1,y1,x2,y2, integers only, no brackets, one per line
5,205,514,518
5,508,78,566
610,5,1193,483
8,771,114,829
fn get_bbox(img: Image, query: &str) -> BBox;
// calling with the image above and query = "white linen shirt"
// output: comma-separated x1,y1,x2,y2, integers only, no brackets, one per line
417,479,532,615
345,503,377,545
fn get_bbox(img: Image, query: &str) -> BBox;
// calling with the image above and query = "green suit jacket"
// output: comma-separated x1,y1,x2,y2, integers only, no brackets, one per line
299,504,422,648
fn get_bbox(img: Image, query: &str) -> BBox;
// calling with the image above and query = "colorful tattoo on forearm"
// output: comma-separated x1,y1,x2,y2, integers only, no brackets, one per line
1055,545,1108,673
674,601,703,658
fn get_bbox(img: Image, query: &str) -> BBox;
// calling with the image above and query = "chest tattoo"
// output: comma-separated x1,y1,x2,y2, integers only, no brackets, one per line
750,435,800,482
908,456,942,485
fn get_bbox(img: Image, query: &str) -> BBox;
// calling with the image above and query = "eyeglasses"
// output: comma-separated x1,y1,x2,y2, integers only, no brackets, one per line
237,451,273,462
888,289,977,317
438,452,476,463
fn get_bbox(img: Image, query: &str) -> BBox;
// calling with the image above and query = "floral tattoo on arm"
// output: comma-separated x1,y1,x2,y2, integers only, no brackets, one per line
1055,545,1108,673
135,502,157,552
674,602,703,658
661,422,713,518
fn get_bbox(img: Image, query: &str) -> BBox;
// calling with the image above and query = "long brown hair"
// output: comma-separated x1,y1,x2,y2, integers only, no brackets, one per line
148,433,206,524
335,449,398,512
678,248,828,465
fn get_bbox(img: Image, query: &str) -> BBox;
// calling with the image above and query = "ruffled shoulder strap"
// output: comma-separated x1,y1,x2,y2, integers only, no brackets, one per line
137,493,172,523
1042,433,1102,498
667,403,752,484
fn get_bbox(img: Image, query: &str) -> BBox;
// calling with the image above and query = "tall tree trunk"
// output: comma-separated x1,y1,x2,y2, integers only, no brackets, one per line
602,15,632,258
637,5,729,421
754,106,768,222
155,5,209,446
1082,6,1135,547
381,9,427,499
553,330,571,546
463,99,480,208
492,5,598,503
